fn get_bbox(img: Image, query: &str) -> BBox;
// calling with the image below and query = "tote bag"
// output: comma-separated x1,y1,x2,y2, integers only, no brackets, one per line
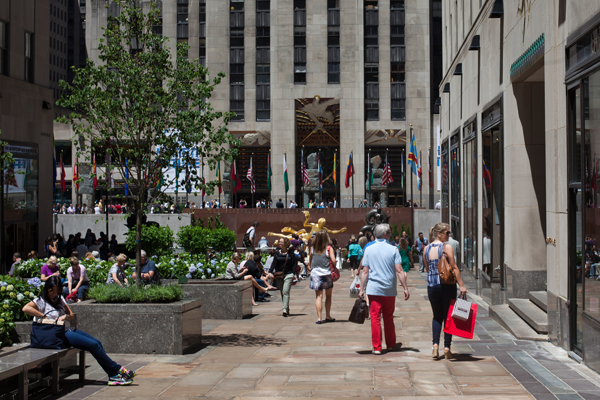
30,311,67,349
348,298,368,324
443,299,478,339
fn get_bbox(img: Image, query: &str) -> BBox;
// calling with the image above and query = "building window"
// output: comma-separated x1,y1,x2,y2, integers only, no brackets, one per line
55,141,73,167
366,100,379,120
328,62,340,84
177,0,189,38
365,1,379,120
0,21,6,76
153,0,163,35
294,0,306,84
256,0,270,121
25,32,33,83
327,19,339,84
230,0,245,121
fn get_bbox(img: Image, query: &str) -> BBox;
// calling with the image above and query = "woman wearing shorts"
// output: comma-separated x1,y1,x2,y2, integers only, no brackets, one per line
309,231,336,324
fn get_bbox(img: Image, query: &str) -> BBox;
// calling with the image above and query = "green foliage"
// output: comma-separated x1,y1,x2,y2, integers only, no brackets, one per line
176,225,211,254
88,284,182,303
0,276,43,347
125,225,174,257
391,223,400,239
210,228,236,252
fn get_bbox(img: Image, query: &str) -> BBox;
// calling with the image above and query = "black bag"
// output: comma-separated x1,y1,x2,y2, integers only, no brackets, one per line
349,298,368,324
243,230,252,248
30,311,67,349
273,253,289,279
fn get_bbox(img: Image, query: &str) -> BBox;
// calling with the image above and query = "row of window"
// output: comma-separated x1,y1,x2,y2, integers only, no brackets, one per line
51,4,68,23
256,0,270,121
230,0,245,121
50,37,67,54
51,21,67,38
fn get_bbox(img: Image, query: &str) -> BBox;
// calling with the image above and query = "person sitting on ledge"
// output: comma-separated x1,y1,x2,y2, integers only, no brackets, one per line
131,250,159,284
64,257,90,301
22,276,136,386
107,254,129,287
40,256,60,282
225,253,268,306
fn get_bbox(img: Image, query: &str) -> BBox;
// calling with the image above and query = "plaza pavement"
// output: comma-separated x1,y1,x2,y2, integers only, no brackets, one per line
47,271,600,400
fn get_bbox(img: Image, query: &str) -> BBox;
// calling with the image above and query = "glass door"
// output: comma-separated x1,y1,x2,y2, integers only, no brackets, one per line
450,135,461,267
482,127,503,281
568,85,583,354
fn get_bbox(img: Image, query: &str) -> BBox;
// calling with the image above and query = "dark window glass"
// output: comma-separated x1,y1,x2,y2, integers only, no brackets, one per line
365,26,378,37
366,100,379,120
328,0,340,8
257,0,270,11
257,63,270,83
0,21,7,76
294,71,306,83
328,62,340,83
231,1,244,11
25,32,33,83
328,27,340,46
391,36,404,46
391,62,405,82
294,0,306,9
391,0,404,9
365,37,378,46
55,141,72,166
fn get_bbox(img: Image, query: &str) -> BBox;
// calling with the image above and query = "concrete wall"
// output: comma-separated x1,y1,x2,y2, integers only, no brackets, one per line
414,209,441,241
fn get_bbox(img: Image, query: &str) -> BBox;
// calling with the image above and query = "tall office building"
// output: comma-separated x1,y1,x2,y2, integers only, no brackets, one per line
81,0,436,208
0,0,55,270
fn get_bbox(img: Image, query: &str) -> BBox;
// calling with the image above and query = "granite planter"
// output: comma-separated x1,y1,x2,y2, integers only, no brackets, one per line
178,280,253,320
69,298,202,355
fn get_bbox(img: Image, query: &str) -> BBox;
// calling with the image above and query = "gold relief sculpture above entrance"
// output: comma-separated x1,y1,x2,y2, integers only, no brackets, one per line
268,211,347,242
296,96,340,147
364,129,406,145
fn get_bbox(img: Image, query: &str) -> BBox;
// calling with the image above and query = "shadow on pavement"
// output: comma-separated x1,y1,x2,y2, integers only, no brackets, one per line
201,334,287,347
448,353,487,362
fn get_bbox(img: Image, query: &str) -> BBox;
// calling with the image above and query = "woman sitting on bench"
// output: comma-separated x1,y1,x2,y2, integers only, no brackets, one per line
22,276,137,386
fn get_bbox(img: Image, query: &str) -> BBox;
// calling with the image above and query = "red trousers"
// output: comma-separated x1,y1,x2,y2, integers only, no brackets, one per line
368,295,396,351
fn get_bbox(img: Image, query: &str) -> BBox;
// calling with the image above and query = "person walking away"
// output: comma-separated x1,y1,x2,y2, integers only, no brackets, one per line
22,276,136,386
244,221,259,251
415,232,429,272
309,231,336,324
447,232,460,265
398,238,411,272
270,237,297,317
347,235,363,278
424,222,467,360
359,224,410,354
276,198,284,208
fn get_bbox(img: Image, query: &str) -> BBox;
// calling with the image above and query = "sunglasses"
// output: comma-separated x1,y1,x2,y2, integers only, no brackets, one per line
443,231,452,236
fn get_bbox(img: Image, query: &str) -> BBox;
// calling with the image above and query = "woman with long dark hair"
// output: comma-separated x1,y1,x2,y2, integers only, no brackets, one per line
423,222,467,360
22,276,136,386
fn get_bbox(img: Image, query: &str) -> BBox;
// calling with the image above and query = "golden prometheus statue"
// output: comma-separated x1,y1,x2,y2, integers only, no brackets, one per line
268,211,347,242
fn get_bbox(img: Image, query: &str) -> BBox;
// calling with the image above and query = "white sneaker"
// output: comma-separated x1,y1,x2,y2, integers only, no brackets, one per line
372,350,381,355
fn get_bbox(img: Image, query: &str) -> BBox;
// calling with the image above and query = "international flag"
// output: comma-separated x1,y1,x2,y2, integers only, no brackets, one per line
483,160,492,188
217,160,222,194
246,156,255,194
60,154,66,193
232,160,242,194
73,156,79,190
124,158,129,196
417,154,422,191
400,153,404,189
301,149,310,185
318,154,323,191
333,153,337,187
4,164,18,188
382,153,394,185
429,149,433,189
185,163,192,194
267,153,272,191
367,152,373,191
92,154,97,190
283,153,289,193
408,129,418,177
53,139,57,193
345,152,355,188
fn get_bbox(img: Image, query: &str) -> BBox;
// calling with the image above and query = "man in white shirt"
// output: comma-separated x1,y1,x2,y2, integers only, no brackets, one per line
435,200,441,210
245,221,259,251
67,204,75,214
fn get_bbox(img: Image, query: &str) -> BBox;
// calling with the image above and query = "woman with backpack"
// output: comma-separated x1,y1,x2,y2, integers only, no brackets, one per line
346,235,363,278
423,222,467,360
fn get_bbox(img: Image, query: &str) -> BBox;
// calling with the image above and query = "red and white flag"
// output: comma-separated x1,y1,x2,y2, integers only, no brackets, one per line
246,156,255,194
382,153,394,185
301,148,310,185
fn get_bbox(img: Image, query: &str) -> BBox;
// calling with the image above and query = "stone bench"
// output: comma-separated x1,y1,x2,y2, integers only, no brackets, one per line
0,347,85,400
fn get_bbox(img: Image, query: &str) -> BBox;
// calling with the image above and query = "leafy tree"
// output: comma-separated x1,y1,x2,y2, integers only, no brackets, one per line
125,225,174,258
56,0,240,280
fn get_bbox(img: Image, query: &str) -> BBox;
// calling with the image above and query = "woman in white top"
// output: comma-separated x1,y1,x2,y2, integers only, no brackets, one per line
106,254,129,287
22,276,136,386
64,257,90,301
309,231,336,324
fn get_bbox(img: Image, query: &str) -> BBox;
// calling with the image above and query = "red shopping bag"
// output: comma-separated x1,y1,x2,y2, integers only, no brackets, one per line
443,299,478,339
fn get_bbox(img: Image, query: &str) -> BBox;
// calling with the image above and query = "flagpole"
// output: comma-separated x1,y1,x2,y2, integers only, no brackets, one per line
218,160,221,208
335,148,338,208
60,151,64,206
351,150,355,208
301,147,304,207
268,150,271,207
251,154,255,208
420,150,423,207
410,125,413,209
367,149,371,207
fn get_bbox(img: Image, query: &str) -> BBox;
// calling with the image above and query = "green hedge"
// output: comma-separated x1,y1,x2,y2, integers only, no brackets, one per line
88,284,182,303
177,226,237,254
125,225,174,257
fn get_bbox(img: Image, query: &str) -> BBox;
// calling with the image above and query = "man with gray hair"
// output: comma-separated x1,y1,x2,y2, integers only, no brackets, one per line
359,223,410,354
131,250,159,284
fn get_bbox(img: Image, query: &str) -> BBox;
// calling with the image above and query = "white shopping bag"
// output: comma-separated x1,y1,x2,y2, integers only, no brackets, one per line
349,275,361,298
452,295,472,321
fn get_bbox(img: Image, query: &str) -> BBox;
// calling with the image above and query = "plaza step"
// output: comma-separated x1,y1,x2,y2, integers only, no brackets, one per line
489,304,548,341
508,298,548,334
528,291,548,313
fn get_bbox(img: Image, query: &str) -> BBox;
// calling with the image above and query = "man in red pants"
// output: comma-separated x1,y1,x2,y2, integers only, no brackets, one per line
359,223,410,354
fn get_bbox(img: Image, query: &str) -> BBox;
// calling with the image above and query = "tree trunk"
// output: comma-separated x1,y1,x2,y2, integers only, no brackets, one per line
136,199,142,284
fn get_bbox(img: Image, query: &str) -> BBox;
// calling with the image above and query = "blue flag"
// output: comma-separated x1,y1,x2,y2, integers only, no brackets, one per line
124,158,129,196
408,130,419,177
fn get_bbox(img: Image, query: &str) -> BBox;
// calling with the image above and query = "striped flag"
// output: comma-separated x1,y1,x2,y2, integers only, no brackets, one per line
72,156,79,190
344,152,355,188
60,154,66,193
217,160,222,194
382,153,394,185
92,154,97,190
267,153,272,191
246,156,255,193
283,153,289,193
301,149,310,185
417,154,422,191
333,153,337,187
368,151,373,191
232,160,242,194
408,129,418,177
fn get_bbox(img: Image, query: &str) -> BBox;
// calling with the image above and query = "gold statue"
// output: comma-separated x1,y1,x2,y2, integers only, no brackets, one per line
268,211,347,242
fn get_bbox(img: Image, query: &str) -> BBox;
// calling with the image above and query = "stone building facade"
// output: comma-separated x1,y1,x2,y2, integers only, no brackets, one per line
59,0,437,208
440,0,600,372
0,0,55,271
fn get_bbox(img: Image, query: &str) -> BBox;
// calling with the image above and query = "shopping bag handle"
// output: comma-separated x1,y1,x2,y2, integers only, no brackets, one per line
459,293,468,301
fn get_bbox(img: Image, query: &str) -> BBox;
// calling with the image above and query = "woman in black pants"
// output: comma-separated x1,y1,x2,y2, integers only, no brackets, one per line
423,222,467,360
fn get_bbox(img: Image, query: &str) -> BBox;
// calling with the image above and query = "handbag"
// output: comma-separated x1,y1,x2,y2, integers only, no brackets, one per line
328,246,340,282
444,298,478,339
451,294,471,321
349,298,368,324
438,244,457,285
349,275,361,298
30,311,68,349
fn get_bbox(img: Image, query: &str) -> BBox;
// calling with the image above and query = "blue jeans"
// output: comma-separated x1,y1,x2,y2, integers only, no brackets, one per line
254,278,267,300
427,284,457,348
65,329,121,376
591,263,600,278
63,280,90,300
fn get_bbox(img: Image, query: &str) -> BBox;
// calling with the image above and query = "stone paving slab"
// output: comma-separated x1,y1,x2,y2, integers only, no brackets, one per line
35,271,600,400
